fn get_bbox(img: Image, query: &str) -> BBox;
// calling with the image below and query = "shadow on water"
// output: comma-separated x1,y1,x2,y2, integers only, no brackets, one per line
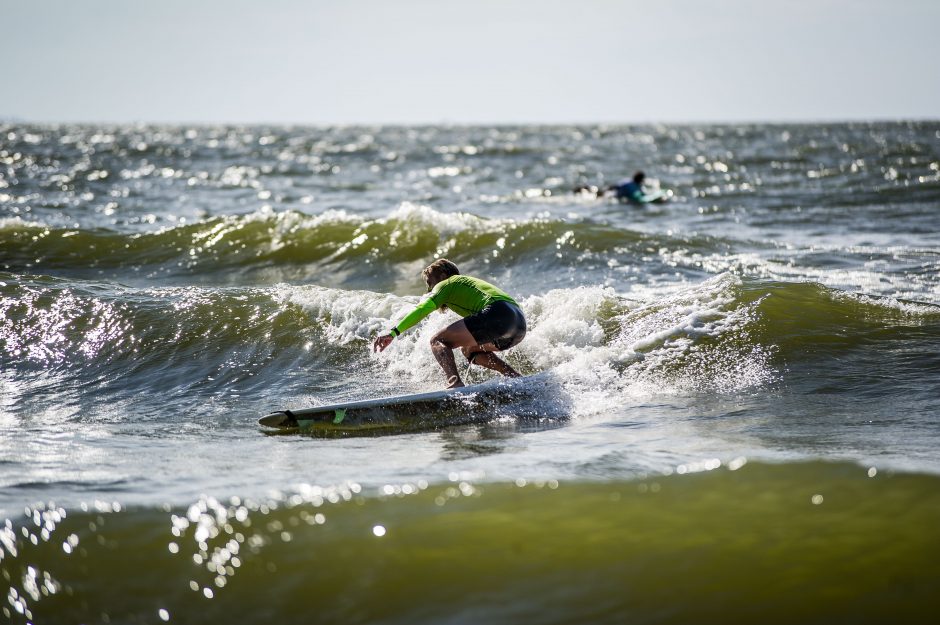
438,415,571,461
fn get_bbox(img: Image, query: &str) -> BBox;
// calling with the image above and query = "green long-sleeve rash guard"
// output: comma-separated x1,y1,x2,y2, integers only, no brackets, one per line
391,275,518,337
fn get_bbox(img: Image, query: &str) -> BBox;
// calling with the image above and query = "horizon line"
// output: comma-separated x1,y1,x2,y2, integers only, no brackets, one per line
2,115,938,128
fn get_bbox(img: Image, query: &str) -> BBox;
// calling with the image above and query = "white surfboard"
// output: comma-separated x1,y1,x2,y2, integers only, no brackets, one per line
258,374,546,435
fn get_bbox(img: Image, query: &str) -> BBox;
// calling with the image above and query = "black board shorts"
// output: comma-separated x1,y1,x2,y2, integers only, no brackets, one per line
463,300,527,351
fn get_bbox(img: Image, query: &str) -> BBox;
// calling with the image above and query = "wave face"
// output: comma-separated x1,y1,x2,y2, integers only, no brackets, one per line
2,122,940,621
3,271,937,402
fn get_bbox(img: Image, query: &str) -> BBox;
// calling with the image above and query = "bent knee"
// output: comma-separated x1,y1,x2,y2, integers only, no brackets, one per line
430,333,454,349
462,345,494,364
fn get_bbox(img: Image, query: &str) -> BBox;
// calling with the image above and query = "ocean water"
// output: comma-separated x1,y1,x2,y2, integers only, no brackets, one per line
2,121,939,623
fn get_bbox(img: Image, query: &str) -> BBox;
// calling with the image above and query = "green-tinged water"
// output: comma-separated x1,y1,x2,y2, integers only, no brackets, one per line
3,121,940,622
3,462,938,625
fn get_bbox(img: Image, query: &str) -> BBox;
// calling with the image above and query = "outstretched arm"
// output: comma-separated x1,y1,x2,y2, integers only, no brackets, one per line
393,296,439,335
373,295,441,352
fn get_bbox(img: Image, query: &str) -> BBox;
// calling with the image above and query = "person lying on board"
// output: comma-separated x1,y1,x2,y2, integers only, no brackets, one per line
373,259,526,389
610,171,650,203
573,171,668,204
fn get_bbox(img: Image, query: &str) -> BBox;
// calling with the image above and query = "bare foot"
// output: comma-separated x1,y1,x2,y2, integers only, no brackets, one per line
446,375,465,389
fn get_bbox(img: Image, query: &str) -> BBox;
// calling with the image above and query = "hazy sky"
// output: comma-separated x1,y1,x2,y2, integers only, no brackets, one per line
4,0,938,124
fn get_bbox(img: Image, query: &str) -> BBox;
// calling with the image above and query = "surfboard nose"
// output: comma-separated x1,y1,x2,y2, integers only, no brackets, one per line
258,411,296,428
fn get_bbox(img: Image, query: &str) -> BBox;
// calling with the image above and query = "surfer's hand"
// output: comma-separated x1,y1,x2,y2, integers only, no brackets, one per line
373,334,394,353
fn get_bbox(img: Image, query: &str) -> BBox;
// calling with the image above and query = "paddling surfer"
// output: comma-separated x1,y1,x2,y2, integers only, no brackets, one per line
372,259,526,388
573,171,666,203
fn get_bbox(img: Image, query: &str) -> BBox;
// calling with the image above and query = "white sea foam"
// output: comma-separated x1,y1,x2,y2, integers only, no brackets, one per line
660,246,940,307
272,283,457,390
830,290,940,317
151,207,360,256
0,216,48,231
275,272,778,413
611,274,778,394
383,202,499,235
272,283,408,346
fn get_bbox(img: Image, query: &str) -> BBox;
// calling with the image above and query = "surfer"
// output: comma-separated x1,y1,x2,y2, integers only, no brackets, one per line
373,259,526,388
573,171,667,203
611,171,649,203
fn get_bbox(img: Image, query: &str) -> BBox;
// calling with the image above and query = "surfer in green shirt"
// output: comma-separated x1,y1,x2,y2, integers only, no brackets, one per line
373,259,526,388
